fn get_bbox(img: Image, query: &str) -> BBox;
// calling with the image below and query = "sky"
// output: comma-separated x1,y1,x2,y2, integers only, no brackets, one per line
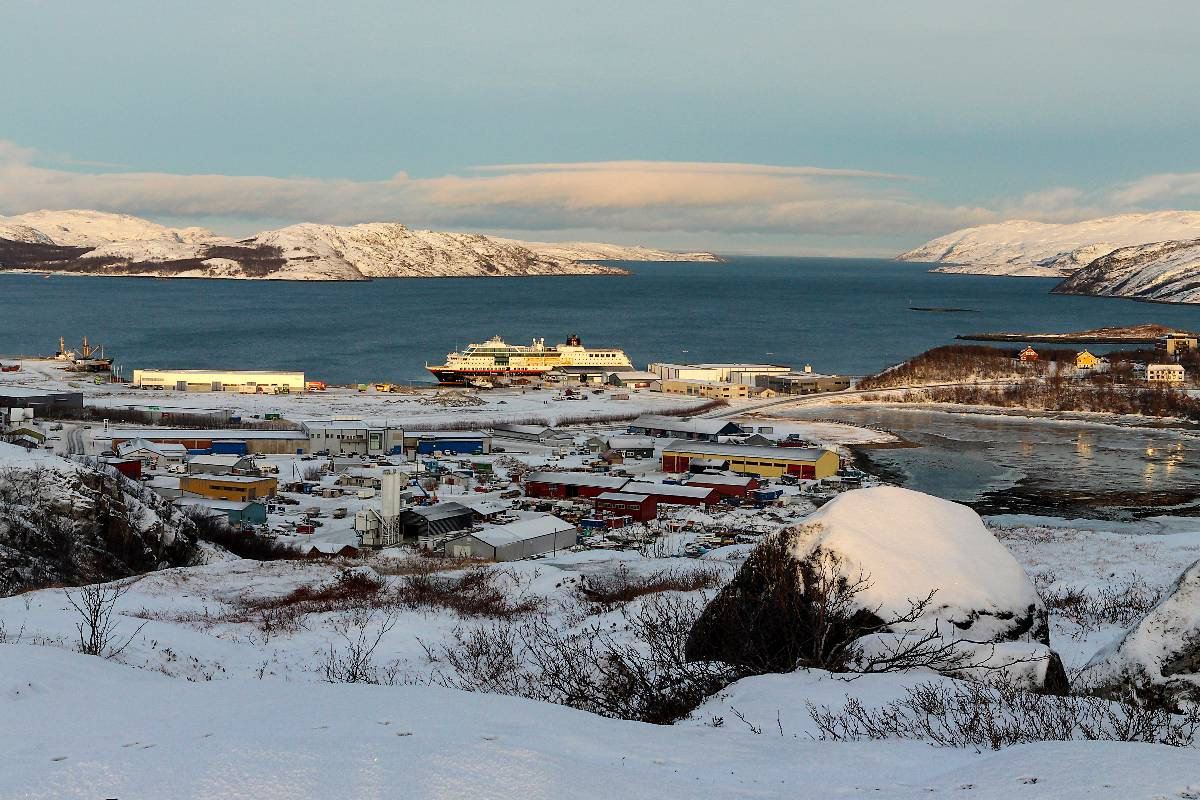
2,0,1200,255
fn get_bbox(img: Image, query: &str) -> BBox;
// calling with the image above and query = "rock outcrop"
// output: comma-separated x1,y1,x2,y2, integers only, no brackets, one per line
687,486,1067,692
1084,559,1200,708
1052,238,1200,304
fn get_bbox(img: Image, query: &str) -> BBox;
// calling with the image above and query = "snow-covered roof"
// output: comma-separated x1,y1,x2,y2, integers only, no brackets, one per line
104,429,306,440
116,439,188,457
661,439,830,462
408,430,489,439
174,498,261,512
621,482,718,500
594,492,653,503
524,471,628,489
455,498,509,516
183,473,274,484
606,436,654,449
629,415,741,435
187,454,248,467
684,474,756,487
464,515,575,546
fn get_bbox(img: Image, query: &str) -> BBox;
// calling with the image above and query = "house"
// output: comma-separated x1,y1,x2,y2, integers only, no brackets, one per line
606,371,659,388
115,439,188,466
179,474,278,501
1146,363,1186,384
173,498,268,526
443,515,577,561
2,427,46,448
1076,350,1101,370
523,471,629,498
1019,346,1038,363
1156,334,1198,357
620,481,723,507
627,415,743,441
661,439,839,479
185,454,255,475
604,435,655,459
684,473,760,498
335,469,382,489
593,491,657,522
299,542,360,558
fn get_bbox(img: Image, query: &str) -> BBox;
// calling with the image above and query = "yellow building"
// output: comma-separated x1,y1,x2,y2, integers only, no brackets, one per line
132,369,305,394
658,378,772,400
1075,350,1100,370
180,474,278,501
661,440,840,479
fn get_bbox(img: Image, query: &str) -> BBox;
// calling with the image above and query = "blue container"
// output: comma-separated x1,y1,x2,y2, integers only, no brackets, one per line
211,440,249,456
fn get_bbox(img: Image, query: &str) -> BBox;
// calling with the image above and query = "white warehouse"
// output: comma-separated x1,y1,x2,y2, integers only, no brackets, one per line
132,369,306,394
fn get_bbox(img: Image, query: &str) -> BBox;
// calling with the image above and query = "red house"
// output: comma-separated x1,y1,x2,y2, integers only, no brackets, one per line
594,491,658,522
1019,346,1038,362
523,471,629,499
684,473,760,498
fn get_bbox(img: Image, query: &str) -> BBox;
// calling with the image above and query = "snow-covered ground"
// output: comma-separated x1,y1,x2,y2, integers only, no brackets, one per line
1054,238,1200,304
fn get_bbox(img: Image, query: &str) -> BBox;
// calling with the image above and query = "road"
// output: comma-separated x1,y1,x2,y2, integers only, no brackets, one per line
700,380,1021,420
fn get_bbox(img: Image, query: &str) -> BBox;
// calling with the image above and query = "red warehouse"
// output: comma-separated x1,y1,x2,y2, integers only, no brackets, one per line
523,471,629,499
684,473,760,498
594,491,658,522
620,481,722,507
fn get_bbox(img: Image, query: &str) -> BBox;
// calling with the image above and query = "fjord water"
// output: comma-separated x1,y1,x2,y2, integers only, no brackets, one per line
4,257,1200,384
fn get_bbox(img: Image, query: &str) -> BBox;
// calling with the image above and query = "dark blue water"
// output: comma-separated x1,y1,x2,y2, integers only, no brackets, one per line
4,258,1200,383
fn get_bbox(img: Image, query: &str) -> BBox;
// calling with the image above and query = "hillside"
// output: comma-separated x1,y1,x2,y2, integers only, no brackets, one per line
0,210,723,280
897,211,1200,277
1053,238,1200,304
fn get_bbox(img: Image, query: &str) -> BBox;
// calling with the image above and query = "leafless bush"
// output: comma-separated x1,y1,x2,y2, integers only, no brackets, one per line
576,563,724,610
807,680,1200,750
320,606,400,684
1034,574,1162,636
425,593,738,724
301,464,323,481
859,345,1074,390
184,508,298,561
64,579,148,658
397,566,543,618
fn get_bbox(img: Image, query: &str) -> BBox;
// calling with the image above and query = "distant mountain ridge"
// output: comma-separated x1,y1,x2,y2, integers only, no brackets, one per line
0,210,717,281
897,211,1200,277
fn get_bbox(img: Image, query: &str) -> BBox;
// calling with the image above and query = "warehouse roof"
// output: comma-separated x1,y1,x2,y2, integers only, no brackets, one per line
594,492,654,503
662,439,831,462
684,473,757,487
0,386,82,398
608,371,659,380
104,429,305,440
408,430,489,439
302,419,383,431
629,415,742,436
606,436,654,450
183,473,275,484
117,439,188,457
408,501,472,522
621,482,719,500
187,454,249,467
466,515,575,547
524,471,629,489
174,498,261,513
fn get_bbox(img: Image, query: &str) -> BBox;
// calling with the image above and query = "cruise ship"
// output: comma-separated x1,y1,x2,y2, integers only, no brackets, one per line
426,334,632,384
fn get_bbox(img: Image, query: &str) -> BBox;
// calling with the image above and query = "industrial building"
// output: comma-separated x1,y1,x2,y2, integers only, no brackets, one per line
492,424,571,445
174,498,267,526
523,472,629,499
444,515,577,561
302,418,404,456
401,430,492,458
593,492,658,522
606,371,659,388
132,369,306,394
647,363,791,384
116,439,188,465
627,415,743,441
1157,334,1198,356
185,454,256,474
658,378,775,400
621,481,722,507
660,440,839,479
602,436,655,459
755,369,851,395
398,502,474,541
684,473,760,498
0,387,84,413
106,429,310,455
179,474,278,501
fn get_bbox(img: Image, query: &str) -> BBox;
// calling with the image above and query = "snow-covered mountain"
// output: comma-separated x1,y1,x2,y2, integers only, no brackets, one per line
1052,238,1200,303
496,239,720,263
0,210,709,280
897,212,1200,277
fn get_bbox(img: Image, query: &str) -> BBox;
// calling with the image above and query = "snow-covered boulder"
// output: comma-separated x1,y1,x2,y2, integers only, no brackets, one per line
1084,559,1200,708
686,487,1065,691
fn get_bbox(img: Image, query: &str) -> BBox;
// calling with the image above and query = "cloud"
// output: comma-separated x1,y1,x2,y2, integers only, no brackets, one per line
1107,172,1200,206
0,140,991,239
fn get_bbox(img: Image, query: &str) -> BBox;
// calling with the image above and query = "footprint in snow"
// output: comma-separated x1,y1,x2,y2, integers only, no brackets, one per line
396,732,413,737
481,735,497,741
50,756,67,762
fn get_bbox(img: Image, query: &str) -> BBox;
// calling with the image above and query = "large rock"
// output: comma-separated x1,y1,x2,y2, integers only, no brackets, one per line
687,486,1066,691
1084,559,1200,708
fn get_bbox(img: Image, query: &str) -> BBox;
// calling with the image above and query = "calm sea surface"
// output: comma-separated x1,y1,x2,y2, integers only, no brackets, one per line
4,258,1200,384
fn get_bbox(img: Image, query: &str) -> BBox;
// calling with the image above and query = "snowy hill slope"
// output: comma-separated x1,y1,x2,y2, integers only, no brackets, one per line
897,211,1200,277
1053,238,1200,303
0,210,720,280
496,238,721,262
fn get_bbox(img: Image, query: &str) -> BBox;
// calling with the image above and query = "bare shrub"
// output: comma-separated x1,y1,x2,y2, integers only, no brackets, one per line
397,566,543,618
1034,574,1162,636
320,606,400,684
64,579,148,658
425,593,738,724
576,563,724,610
807,680,1200,749
301,464,323,481
184,508,298,561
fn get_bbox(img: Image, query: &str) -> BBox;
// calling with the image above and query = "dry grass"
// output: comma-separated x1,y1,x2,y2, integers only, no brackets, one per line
576,563,725,610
